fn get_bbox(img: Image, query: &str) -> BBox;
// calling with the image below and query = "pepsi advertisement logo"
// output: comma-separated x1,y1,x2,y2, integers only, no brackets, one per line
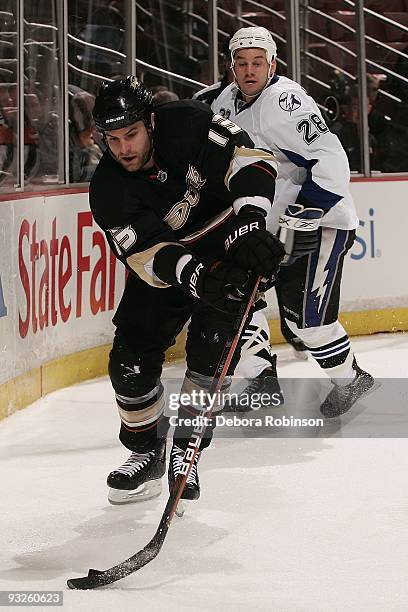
351,208,380,260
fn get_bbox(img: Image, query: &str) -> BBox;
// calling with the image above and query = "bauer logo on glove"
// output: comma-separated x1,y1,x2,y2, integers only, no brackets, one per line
188,262,204,299
225,210,285,280
224,221,260,251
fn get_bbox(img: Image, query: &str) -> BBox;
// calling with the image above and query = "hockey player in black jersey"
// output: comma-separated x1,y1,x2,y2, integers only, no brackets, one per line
89,76,285,504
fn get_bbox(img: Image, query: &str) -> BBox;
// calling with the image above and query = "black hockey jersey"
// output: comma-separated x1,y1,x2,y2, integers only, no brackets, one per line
192,75,230,106
89,100,277,286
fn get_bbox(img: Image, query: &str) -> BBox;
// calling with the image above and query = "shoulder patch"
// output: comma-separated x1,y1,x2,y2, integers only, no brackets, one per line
278,91,302,114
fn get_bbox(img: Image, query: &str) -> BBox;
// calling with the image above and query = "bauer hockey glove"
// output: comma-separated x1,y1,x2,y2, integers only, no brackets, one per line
224,208,285,282
278,204,324,264
153,245,250,314
179,257,251,314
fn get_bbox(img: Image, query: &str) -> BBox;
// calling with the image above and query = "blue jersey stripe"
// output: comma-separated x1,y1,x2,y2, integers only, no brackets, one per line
279,147,342,211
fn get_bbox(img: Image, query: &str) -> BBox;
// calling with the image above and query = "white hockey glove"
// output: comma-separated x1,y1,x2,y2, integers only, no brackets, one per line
279,204,324,264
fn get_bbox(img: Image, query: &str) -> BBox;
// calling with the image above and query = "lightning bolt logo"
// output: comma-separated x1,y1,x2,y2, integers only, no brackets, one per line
311,265,330,313
310,231,338,313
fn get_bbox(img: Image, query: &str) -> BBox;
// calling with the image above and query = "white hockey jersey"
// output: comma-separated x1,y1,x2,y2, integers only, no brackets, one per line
212,75,359,233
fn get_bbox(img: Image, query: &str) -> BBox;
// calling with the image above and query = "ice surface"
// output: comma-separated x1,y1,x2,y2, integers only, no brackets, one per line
1,333,408,611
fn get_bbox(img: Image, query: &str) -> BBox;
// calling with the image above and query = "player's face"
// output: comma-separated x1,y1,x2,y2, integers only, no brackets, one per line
233,48,276,99
105,120,153,172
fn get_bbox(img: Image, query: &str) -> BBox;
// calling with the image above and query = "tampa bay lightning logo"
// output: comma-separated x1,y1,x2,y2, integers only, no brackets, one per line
279,91,302,114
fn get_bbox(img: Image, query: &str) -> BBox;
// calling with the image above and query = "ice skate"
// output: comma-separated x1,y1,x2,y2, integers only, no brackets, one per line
107,439,166,505
320,359,375,418
168,444,200,502
224,354,284,412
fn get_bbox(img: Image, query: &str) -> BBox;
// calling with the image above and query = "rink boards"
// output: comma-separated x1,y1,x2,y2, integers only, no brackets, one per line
0,180,407,418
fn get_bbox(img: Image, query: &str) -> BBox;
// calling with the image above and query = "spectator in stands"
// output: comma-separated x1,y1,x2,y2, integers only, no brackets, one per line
93,0,124,29
23,91,42,181
387,45,408,128
0,86,15,186
193,36,234,105
387,46,408,104
69,87,102,183
151,86,179,106
329,74,379,171
0,84,40,185
330,73,408,173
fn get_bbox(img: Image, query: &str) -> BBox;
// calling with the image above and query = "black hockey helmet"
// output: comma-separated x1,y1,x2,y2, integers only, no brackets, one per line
93,76,153,131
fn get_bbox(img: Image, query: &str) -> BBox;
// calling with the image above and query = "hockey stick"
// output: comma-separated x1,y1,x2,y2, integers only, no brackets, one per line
67,275,261,590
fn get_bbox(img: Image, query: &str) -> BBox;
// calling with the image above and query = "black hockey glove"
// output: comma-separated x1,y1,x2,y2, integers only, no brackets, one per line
279,204,324,264
152,244,250,314
179,257,250,314
224,210,285,281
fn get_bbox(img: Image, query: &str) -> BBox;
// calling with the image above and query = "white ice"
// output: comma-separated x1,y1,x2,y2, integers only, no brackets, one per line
1,333,408,612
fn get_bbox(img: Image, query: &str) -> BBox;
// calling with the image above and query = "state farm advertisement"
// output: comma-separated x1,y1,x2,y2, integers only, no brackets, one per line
0,192,127,385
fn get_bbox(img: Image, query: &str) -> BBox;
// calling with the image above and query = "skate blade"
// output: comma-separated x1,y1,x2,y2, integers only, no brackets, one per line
175,500,185,517
108,479,162,505
175,497,197,517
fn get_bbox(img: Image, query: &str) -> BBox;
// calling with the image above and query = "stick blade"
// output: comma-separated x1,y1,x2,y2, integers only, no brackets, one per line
66,534,166,590
67,568,111,590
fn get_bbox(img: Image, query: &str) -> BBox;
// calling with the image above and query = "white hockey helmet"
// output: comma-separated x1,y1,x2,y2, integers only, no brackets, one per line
229,26,277,66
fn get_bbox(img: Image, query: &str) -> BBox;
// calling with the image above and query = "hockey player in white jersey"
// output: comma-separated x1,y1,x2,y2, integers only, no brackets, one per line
213,26,374,417
194,38,308,361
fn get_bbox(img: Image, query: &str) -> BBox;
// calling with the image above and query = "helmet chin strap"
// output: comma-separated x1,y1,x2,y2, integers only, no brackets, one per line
232,62,274,100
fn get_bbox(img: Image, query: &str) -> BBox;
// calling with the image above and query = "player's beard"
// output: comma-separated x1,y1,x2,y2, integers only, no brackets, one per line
108,140,153,172
141,141,154,170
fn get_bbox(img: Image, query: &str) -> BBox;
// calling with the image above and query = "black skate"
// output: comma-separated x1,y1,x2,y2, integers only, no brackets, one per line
224,354,284,412
168,444,200,501
107,439,166,505
320,359,375,418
